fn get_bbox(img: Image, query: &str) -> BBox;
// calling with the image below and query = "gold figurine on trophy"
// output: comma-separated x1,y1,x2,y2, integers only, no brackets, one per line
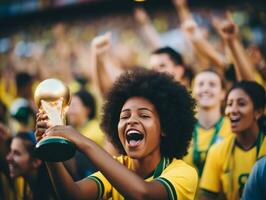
34,78,76,162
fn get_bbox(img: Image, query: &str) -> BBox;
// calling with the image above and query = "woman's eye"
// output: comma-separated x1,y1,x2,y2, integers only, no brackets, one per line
226,102,232,107
120,115,129,119
238,102,246,107
140,114,150,118
209,82,216,87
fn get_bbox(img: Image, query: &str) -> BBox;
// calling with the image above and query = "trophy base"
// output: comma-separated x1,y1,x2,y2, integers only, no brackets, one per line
35,136,76,162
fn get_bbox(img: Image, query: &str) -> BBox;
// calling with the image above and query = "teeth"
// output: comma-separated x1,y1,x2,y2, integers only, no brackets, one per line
126,129,144,143
230,116,240,122
127,130,141,135
231,116,240,120
200,92,212,97
201,94,211,97
8,164,15,171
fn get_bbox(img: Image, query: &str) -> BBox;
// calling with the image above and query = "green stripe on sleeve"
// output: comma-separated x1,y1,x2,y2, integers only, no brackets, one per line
87,175,104,199
156,177,177,200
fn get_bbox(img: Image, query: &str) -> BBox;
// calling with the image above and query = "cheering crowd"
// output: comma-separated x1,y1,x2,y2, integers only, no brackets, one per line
0,0,265,199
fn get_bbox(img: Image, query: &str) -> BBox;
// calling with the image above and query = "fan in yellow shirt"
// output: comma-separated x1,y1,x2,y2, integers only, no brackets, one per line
35,68,198,200
89,156,198,200
184,70,231,176
200,81,266,200
185,117,231,176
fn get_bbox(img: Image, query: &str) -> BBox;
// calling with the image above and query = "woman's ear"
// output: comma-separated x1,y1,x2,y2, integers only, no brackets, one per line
254,108,263,120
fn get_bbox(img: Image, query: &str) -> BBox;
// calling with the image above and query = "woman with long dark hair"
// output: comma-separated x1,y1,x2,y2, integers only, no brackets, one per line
6,132,57,200
200,81,266,200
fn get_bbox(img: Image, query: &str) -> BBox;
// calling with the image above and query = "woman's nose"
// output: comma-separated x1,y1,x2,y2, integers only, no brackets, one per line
201,84,210,92
127,115,139,125
226,104,238,115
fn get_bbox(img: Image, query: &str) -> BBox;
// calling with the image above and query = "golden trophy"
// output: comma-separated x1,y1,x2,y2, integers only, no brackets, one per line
34,78,75,162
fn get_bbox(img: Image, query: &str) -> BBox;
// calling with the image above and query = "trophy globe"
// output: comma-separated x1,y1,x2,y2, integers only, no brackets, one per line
34,78,75,162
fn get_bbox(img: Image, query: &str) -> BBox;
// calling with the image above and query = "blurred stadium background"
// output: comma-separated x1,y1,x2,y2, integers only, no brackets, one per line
0,0,265,78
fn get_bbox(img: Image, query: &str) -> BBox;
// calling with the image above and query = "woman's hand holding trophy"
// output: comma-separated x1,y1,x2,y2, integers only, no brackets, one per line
34,78,76,162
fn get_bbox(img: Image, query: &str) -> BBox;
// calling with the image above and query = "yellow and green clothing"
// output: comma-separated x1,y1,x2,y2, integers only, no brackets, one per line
200,132,266,200
88,156,198,200
0,172,16,200
0,78,16,108
16,177,32,200
79,119,105,147
0,173,28,200
184,116,231,176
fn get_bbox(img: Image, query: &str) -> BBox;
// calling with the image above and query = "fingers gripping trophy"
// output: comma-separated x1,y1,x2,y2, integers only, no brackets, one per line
34,78,76,162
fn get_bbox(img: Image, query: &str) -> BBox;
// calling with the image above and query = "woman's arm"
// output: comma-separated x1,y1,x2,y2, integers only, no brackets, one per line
227,37,255,81
35,113,98,200
214,13,255,81
44,125,169,200
133,7,162,50
45,162,98,200
174,0,226,70
36,107,169,200
172,0,193,23
90,33,124,98
181,18,226,70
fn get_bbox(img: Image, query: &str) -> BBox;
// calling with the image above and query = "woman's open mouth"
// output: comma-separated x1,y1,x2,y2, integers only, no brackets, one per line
126,130,144,148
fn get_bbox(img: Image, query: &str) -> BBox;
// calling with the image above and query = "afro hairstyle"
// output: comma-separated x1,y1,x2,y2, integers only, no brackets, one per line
100,68,196,159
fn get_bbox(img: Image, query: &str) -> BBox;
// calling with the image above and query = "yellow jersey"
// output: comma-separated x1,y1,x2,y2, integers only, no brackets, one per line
184,116,231,176
200,132,266,200
88,156,198,200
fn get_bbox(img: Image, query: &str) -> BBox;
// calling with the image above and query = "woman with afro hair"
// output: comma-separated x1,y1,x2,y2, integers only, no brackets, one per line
35,68,198,200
